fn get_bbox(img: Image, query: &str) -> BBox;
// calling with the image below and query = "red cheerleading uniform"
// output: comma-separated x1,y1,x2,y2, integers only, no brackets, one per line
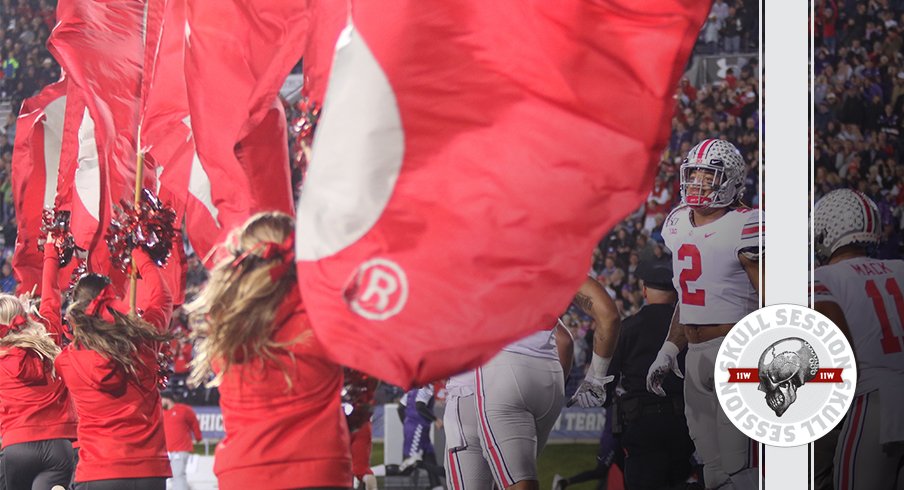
0,347,78,446
0,245,79,447
213,284,352,489
53,250,174,483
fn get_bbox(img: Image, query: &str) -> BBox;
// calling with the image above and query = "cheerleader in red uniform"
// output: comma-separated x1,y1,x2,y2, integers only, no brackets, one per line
0,289,77,489
188,212,352,490
45,240,174,490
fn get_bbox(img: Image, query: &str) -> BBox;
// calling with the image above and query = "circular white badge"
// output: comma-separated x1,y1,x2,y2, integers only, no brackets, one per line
715,304,857,447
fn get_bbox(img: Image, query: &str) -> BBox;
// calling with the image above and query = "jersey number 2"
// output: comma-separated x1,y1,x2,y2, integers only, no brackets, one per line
865,278,904,354
678,244,705,306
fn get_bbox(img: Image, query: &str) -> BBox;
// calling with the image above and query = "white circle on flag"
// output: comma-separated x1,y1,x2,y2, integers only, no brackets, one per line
345,258,409,320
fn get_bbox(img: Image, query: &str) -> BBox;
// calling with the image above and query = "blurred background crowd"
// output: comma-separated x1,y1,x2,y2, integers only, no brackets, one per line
814,0,904,260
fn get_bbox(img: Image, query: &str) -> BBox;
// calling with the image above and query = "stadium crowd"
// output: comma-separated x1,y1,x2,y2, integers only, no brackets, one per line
814,0,904,260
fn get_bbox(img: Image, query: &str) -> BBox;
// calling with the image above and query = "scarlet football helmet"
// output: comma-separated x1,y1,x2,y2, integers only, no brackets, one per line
813,189,881,261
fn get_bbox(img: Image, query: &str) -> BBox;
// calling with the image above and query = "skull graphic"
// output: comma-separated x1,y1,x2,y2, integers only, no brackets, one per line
757,338,819,417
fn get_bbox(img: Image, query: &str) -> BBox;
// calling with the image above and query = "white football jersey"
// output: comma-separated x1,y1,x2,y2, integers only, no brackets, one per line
446,370,476,397
502,325,558,361
662,205,761,325
813,257,904,396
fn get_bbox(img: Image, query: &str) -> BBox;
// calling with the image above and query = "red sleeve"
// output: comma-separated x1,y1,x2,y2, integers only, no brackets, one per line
0,348,45,382
186,405,202,441
134,250,173,333
38,245,65,345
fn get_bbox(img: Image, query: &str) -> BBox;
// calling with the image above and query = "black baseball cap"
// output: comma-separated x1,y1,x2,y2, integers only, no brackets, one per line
636,260,675,291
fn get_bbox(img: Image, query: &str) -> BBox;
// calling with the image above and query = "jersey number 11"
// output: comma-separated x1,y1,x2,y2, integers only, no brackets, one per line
865,278,904,354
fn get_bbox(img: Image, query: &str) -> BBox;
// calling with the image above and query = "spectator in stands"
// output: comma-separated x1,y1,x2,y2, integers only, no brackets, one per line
161,392,202,490
721,7,743,53
0,259,14,291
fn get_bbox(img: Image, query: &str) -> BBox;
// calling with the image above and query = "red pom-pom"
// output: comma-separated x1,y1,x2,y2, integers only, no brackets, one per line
106,189,177,273
39,209,77,267
292,97,321,188
342,368,380,433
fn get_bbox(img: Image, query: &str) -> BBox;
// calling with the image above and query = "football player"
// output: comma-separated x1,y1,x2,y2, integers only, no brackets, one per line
812,189,904,490
473,276,609,490
646,139,761,490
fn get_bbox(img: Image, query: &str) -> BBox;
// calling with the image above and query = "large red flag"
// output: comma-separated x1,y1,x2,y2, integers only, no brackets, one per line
139,0,199,301
295,0,710,387
48,0,150,280
137,0,223,266
183,0,303,238
11,79,68,294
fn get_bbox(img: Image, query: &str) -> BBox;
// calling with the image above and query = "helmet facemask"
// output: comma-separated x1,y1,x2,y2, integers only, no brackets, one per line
680,164,736,209
680,139,747,209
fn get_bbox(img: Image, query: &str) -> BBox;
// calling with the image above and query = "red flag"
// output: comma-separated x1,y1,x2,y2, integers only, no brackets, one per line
295,0,710,387
139,0,198,301
48,0,150,281
184,0,303,237
302,0,347,106
11,79,68,294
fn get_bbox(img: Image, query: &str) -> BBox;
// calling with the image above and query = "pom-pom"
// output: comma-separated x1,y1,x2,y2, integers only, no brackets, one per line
292,97,321,186
342,368,380,433
65,258,87,298
106,189,177,273
39,209,77,267
157,341,174,390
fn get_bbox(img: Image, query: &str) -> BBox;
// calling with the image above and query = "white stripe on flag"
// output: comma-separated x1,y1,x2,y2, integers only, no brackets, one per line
75,107,100,221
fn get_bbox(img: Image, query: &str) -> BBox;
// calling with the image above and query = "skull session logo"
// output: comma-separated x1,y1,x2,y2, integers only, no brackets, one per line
715,304,857,447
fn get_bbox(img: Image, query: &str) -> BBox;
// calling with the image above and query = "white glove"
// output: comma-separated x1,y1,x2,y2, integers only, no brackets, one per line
567,353,613,408
646,341,683,397
568,374,614,408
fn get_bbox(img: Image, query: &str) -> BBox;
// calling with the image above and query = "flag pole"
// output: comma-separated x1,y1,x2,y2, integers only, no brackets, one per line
129,127,144,314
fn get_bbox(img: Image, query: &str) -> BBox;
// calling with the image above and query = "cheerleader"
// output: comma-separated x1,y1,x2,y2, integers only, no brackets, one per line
45,239,174,489
0,289,77,489
188,212,352,490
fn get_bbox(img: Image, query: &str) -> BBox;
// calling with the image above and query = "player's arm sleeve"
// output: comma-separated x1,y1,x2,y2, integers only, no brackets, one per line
660,207,682,254
735,209,763,260
811,269,855,342
810,275,837,304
